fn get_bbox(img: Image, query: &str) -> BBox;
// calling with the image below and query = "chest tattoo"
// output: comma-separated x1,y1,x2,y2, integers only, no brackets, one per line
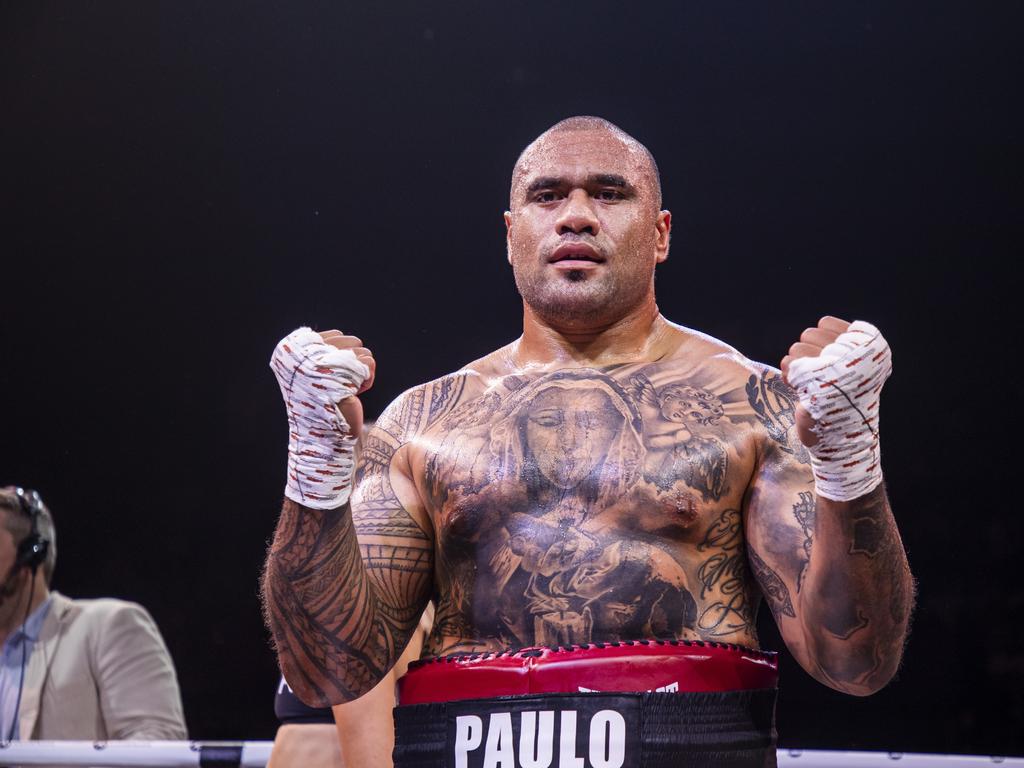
419,362,772,650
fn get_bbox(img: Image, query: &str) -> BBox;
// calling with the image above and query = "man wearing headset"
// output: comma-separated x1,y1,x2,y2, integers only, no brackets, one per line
0,487,187,741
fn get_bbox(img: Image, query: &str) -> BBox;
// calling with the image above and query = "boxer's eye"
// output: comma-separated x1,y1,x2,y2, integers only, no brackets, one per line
594,189,625,201
533,191,561,203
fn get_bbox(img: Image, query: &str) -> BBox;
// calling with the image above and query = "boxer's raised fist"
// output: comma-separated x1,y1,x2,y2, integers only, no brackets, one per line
316,330,376,438
269,327,373,508
781,317,893,501
317,330,377,395
780,315,851,448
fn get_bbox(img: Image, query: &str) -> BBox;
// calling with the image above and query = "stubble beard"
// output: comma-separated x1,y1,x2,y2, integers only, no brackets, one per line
514,264,651,328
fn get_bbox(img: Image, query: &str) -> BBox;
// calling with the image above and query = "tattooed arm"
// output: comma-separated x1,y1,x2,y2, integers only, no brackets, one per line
744,371,914,696
261,391,435,707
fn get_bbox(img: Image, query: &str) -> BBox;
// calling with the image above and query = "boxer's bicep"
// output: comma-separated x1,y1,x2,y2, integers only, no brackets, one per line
744,443,817,666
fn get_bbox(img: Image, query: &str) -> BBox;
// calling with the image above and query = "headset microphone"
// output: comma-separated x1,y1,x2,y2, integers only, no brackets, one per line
3,487,50,742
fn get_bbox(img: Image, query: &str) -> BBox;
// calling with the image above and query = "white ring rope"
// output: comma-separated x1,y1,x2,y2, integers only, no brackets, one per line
0,743,1019,767
778,751,1023,766
0,740,272,767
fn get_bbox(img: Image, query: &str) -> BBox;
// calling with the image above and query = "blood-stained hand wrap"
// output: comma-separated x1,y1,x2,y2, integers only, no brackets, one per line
270,327,370,509
786,321,893,502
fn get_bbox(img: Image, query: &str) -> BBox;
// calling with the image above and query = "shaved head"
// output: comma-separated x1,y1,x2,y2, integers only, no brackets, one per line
504,115,672,328
511,116,662,209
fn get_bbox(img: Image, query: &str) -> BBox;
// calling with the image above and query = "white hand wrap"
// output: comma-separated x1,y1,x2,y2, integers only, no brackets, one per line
786,321,893,502
270,327,370,509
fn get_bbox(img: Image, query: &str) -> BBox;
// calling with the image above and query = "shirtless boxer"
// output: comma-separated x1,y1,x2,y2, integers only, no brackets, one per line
262,117,914,767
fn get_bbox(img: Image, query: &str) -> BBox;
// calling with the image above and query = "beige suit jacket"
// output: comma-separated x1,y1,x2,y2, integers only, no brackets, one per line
17,590,187,740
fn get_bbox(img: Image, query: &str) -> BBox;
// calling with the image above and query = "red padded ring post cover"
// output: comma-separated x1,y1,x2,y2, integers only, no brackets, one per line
397,639,778,706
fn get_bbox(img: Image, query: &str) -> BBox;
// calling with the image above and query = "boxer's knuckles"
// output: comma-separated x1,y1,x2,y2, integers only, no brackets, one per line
818,315,851,334
782,316,868,377
316,331,377,395
318,330,363,349
783,318,851,445
783,315,880,450
799,327,839,348
787,341,821,360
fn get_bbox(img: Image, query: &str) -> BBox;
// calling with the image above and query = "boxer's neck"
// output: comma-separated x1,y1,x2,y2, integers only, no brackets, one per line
513,297,672,368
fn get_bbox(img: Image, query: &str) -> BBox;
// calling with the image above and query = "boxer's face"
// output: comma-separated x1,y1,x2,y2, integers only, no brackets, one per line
506,128,670,326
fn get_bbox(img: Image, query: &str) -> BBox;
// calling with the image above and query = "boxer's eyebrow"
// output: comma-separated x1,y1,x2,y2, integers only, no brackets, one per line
588,174,636,195
524,174,637,197
525,176,565,196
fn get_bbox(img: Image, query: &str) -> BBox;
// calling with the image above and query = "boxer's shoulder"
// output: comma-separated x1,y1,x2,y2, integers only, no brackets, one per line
637,323,777,399
642,323,808,459
371,357,500,455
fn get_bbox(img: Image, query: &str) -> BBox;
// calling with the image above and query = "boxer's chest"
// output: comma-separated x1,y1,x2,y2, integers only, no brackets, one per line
415,362,760,541
410,362,776,645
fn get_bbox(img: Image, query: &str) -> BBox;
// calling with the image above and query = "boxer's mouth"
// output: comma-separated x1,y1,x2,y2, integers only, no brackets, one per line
548,244,605,265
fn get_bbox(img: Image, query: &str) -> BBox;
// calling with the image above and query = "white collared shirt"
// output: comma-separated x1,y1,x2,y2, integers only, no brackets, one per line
0,596,53,739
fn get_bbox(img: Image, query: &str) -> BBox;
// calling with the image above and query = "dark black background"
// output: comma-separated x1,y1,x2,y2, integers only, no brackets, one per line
1,0,1020,756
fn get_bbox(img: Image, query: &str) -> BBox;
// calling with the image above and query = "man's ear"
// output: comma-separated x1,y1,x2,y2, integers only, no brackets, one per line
655,210,672,263
504,211,513,265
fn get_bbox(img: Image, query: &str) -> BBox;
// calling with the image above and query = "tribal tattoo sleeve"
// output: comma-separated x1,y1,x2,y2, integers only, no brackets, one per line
262,379,460,706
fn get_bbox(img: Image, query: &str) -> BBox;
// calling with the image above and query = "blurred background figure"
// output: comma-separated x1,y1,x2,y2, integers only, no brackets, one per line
0,486,187,740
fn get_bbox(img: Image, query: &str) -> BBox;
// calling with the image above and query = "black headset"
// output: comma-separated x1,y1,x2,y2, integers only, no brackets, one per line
2,487,50,742
12,487,49,574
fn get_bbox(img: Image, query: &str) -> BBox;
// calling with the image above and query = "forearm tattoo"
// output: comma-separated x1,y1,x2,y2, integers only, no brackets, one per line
792,491,815,591
746,544,795,621
263,502,389,703
807,487,914,692
262,384,439,704
742,369,912,694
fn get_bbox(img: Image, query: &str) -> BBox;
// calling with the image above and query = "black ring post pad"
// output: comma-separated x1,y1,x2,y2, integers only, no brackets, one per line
198,745,244,767
393,688,778,768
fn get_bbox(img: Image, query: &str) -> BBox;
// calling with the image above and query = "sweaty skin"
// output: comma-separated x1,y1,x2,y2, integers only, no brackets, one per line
262,118,914,709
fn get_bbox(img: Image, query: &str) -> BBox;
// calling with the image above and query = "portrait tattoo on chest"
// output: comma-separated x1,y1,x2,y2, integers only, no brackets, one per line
418,360,768,650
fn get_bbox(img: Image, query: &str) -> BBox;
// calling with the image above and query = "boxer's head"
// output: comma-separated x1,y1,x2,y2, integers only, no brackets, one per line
505,117,671,327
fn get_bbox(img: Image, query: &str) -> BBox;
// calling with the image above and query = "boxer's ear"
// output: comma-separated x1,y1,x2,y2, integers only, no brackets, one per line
655,210,671,264
504,211,513,264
